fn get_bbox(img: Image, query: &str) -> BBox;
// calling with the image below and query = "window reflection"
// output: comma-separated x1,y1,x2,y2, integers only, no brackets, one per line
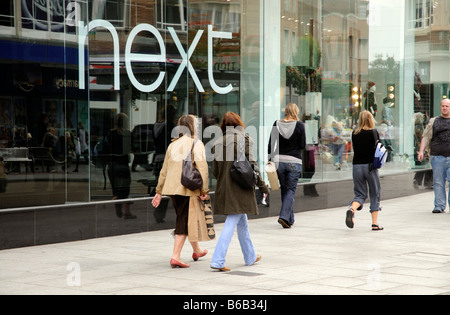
0,0,447,210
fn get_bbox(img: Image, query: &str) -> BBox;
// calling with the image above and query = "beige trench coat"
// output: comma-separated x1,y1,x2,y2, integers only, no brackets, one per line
155,135,209,196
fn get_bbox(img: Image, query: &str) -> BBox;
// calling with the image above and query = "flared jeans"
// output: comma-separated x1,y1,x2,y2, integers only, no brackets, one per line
277,162,302,225
210,214,257,269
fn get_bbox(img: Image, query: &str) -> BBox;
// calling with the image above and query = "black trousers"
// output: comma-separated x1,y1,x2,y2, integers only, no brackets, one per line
171,195,190,235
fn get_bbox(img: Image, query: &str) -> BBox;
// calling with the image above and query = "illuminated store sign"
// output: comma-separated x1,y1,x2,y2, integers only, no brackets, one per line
78,21,233,95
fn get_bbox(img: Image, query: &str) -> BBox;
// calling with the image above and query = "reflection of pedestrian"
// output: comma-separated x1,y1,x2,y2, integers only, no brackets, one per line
73,122,89,173
41,127,58,172
324,121,347,170
152,115,209,269
413,113,432,189
106,113,136,220
418,99,450,213
41,127,58,149
346,111,383,231
381,97,394,162
268,103,306,228
0,156,7,193
364,81,378,118
211,112,269,271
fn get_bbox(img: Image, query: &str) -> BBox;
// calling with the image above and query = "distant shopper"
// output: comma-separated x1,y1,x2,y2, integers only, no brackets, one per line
268,103,306,228
418,99,450,213
106,113,136,220
346,110,383,231
152,115,209,269
73,122,89,173
210,112,269,272
364,81,378,118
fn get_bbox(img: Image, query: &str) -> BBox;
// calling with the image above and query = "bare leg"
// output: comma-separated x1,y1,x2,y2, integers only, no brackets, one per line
351,201,361,212
371,211,384,230
173,234,188,262
350,201,361,225
190,241,202,254
371,211,378,226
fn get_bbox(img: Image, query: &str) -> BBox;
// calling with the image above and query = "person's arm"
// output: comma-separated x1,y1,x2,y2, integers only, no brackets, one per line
418,118,434,162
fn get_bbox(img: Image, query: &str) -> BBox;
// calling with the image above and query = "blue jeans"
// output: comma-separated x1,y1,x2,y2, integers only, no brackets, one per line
277,162,302,225
430,156,450,211
210,214,257,268
328,143,344,165
351,164,381,212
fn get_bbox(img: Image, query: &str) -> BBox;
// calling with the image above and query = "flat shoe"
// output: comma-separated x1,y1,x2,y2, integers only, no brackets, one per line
211,266,231,272
192,250,208,261
345,210,354,229
170,258,190,268
250,254,261,266
372,224,384,231
278,218,291,229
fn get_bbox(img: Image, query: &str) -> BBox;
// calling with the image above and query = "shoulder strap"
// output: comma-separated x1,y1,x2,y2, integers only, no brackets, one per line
185,139,198,162
232,133,247,161
372,129,380,143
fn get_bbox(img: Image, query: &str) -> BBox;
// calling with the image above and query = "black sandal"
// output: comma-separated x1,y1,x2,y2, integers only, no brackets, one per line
372,224,384,231
345,210,354,229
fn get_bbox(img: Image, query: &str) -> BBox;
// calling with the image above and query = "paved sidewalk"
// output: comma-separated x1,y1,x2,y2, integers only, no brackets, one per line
1,191,450,295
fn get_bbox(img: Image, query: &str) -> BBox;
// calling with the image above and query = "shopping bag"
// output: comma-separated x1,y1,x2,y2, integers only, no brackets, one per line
265,161,279,191
188,196,215,242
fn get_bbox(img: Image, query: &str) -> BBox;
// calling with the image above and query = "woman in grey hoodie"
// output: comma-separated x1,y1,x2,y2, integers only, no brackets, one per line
268,103,306,228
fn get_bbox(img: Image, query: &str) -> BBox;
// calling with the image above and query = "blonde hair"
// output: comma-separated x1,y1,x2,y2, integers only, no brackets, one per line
284,103,300,121
354,110,376,134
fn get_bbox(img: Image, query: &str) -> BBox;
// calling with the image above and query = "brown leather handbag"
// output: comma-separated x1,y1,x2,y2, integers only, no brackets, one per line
181,139,203,191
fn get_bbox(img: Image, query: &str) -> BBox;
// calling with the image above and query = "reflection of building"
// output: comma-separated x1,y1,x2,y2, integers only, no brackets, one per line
0,0,448,249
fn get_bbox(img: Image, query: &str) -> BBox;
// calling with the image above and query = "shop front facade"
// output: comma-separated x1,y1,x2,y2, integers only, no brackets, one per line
0,0,445,249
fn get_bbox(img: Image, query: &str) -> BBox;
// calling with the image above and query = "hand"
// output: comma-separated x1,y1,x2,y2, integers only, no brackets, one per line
152,193,162,208
199,194,208,201
418,151,424,162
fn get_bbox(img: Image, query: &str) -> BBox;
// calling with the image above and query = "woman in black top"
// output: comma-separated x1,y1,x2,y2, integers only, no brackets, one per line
268,103,306,228
346,110,383,231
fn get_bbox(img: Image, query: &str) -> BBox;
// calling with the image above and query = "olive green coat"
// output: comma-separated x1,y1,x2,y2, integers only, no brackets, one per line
212,128,269,215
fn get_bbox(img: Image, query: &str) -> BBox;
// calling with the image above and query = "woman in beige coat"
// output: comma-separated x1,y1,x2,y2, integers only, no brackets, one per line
152,115,209,268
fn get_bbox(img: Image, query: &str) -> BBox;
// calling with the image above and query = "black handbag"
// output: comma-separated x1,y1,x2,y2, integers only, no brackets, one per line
181,139,203,191
230,136,258,189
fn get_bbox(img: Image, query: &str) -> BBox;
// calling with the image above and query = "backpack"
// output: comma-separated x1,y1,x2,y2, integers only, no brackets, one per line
371,129,388,170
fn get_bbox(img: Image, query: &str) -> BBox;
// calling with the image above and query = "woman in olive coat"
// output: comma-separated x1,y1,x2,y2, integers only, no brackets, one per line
210,112,269,272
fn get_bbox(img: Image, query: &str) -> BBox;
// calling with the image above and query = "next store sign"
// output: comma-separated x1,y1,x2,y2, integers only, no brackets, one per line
78,20,233,95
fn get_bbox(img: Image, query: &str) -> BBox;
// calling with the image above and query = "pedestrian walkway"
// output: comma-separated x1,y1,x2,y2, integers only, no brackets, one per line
1,191,450,296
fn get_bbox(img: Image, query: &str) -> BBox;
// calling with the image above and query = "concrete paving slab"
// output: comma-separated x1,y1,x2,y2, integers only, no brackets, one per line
1,191,450,296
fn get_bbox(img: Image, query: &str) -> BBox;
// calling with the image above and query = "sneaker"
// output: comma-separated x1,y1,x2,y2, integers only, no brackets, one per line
432,209,445,213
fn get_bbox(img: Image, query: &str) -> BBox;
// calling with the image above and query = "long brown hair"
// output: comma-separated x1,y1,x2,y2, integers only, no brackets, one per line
220,112,245,132
177,114,198,139
114,113,129,135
